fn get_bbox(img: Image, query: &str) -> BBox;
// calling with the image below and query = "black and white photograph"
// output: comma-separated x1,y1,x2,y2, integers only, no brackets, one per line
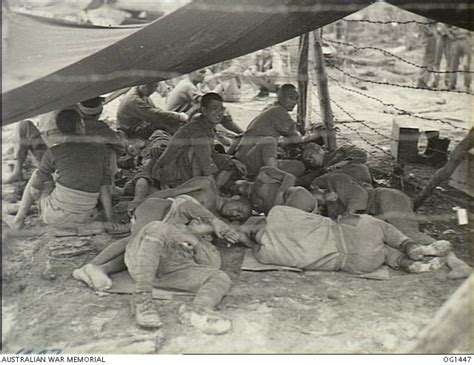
1,0,472,358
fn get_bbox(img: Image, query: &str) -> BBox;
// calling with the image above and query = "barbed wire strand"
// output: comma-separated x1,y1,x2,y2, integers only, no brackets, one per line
331,64,473,95
324,74,469,132
322,38,474,75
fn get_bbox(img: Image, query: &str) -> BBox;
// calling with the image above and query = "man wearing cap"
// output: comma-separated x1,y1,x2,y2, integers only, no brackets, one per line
234,166,317,215
4,97,121,184
117,82,188,140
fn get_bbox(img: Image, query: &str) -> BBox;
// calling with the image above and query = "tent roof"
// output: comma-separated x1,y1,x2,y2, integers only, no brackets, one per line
2,0,471,127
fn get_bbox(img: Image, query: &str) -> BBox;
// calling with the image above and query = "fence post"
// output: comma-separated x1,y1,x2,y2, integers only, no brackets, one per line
297,33,309,135
312,30,337,151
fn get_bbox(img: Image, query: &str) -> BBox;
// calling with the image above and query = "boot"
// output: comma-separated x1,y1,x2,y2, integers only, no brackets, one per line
132,292,162,329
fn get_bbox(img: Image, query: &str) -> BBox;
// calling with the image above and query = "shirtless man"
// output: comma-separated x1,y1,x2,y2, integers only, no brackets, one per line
235,166,317,214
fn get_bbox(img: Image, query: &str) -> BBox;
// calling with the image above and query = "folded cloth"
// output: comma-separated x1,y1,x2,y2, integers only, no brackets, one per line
40,182,99,228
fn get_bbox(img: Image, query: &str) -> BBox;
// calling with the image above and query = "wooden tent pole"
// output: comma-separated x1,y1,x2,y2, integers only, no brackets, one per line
312,30,337,151
297,33,309,135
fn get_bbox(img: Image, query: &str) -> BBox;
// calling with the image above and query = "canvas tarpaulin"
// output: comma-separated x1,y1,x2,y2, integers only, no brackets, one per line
2,0,471,127
2,0,374,126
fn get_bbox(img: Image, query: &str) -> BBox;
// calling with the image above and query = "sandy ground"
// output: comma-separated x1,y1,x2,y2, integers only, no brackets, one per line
2,32,473,354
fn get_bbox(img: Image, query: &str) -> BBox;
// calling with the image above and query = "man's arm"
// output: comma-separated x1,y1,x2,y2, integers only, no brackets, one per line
190,136,219,177
148,176,215,199
258,166,297,206
99,185,113,221
220,114,244,134
132,96,186,125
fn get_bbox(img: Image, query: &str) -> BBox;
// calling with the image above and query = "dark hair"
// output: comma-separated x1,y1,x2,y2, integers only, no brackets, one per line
201,92,223,108
278,84,297,97
79,97,104,108
56,109,81,134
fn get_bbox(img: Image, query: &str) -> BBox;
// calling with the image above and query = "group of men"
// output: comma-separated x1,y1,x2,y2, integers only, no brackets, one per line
4,72,471,336
417,22,471,91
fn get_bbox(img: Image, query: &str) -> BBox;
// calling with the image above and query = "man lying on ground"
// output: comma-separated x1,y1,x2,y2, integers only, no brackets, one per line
73,195,240,334
296,142,370,187
127,175,252,222
7,109,118,233
237,206,462,276
310,172,471,279
234,166,317,214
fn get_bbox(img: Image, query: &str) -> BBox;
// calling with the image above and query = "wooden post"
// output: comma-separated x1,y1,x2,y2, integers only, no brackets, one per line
297,33,309,135
312,30,337,151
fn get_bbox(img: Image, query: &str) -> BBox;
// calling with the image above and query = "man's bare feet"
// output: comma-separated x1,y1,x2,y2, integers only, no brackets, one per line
3,214,24,231
446,252,472,280
404,257,446,273
72,263,112,291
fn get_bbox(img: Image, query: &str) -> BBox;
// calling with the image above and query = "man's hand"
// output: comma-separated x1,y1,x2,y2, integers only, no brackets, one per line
211,218,240,244
176,112,189,122
232,159,247,176
325,191,338,202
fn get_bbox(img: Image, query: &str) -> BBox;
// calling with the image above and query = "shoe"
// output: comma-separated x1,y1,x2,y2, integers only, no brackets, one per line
178,304,232,335
132,292,162,329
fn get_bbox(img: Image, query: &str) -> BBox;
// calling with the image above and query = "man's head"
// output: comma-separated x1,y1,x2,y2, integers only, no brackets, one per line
220,195,252,222
277,84,298,111
201,92,225,125
78,96,104,119
189,69,207,84
138,82,159,96
56,109,83,135
302,143,327,167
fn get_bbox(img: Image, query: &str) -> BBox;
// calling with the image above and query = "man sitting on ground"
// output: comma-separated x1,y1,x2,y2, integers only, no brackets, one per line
234,166,317,215
166,69,244,134
117,82,188,140
137,93,246,193
234,84,308,178
8,109,115,232
74,195,240,334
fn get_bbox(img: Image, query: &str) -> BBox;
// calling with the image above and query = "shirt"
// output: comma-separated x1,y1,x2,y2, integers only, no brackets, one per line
152,114,218,177
238,102,299,149
117,87,181,132
166,78,201,113
33,142,110,193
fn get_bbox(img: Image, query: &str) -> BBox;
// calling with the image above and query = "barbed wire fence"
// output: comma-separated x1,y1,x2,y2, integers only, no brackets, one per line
304,19,471,202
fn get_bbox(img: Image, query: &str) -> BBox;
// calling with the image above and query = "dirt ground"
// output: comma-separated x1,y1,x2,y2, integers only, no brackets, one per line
2,24,473,354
